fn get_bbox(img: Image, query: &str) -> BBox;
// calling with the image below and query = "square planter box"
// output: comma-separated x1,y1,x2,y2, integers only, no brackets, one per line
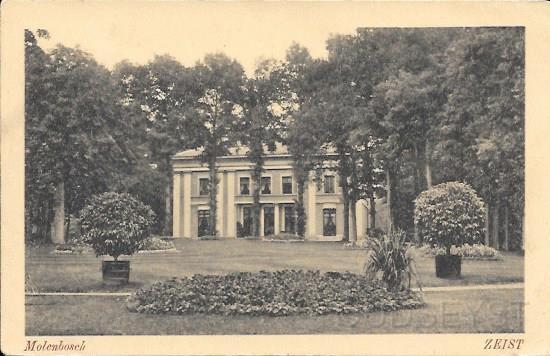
435,255,462,278
102,260,130,285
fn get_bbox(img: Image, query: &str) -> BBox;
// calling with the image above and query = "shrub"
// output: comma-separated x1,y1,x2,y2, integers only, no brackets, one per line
141,236,175,251
126,270,424,316
80,192,156,261
414,182,486,255
364,230,421,291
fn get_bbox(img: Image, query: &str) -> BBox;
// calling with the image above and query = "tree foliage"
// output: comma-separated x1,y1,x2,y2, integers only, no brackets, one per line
414,182,486,254
80,192,156,260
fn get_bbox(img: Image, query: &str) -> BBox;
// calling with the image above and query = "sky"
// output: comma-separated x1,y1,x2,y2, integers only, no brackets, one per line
31,2,367,76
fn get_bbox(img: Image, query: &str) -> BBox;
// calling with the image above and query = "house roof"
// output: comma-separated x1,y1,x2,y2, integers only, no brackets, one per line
173,142,338,160
173,142,290,159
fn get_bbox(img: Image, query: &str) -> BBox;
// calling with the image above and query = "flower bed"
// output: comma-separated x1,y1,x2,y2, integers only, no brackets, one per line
140,236,176,251
263,233,305,242
416,243,501,260
126,270,425,316
50,243,93,255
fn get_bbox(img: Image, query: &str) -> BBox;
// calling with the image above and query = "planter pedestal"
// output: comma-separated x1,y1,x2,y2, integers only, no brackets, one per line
435,255,462,278
102,260,130,285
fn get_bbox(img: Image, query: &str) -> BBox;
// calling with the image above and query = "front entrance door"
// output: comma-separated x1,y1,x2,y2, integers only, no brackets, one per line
198,210,210,237
242,206,252,237
264,206,274,236
284,206,295,234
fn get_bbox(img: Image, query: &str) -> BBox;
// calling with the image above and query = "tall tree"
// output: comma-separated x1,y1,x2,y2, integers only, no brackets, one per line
25,33,132,243
439,28,524,249
238,59,292,236
113,56,198,235
191,53,245,236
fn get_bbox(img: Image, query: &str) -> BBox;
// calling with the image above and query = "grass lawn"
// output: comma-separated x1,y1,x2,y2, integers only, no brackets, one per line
26,239,524,292
25,288,523,335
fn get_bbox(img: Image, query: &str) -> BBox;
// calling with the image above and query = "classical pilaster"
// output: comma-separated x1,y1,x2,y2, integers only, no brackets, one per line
274,204,280,235
172,173,182,237
226,171,236,238
183,173,192,238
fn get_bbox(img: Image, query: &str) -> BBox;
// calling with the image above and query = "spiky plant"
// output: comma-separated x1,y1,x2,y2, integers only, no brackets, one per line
364,230,423,292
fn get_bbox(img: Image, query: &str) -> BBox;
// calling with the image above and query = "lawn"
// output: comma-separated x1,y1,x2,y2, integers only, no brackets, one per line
26,239,524,292
26,288,523,335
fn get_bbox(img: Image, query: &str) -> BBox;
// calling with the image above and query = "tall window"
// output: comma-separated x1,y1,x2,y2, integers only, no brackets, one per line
324,176,335,194
282,176,293,194
199,178,209,196
198,210,210,237
284,206,295,233
240,177,250,195
323,208,337,236
261,177,271,194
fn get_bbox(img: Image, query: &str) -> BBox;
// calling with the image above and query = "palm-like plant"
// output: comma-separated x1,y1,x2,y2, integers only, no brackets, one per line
364,230,423,292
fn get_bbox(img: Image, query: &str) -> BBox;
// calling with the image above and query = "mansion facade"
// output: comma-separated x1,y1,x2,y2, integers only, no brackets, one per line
172,144,370,241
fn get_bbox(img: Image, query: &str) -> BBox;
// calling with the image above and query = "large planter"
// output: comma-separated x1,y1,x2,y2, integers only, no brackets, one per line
435,254,462,278
102,260,130,285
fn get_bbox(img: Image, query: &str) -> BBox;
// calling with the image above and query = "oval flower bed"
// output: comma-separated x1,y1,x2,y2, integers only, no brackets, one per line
137,236,176,253
126,270,425,316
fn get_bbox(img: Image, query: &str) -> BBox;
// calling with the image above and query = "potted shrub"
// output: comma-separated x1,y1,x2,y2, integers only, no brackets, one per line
414,182,485,278
80,192,155,285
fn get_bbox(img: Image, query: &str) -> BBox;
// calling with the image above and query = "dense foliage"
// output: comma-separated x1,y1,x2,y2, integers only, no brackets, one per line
414,182,486,254
26,28,524,250
126,270,424,316
80,192,156,260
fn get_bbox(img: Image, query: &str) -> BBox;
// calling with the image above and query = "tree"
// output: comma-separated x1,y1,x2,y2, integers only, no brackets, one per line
25,32,132,243
238,59,292,236
439,28,524,250
191,53,245,236
113,56,199,235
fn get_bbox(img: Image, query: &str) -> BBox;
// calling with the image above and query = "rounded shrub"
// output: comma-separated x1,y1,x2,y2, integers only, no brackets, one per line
414,182,485,255
80,192,156,261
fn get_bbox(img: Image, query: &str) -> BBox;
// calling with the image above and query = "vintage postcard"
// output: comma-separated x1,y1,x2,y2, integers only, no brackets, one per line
2,1,550,355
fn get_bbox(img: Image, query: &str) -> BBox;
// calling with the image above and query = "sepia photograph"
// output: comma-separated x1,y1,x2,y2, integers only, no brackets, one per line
2,1,550,355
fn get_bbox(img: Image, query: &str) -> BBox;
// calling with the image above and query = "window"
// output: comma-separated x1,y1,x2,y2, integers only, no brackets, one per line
324,176,335,194
261,177,271,194
198,210,210,237
283,206,295,233
282,176,293,194
237,206,252,237
323,208,337,236
240,177,250,195
199,178,209,196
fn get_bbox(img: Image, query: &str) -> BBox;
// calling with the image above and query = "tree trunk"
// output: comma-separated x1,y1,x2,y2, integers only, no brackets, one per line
492,200,500,250
369,196,376,230
341,179,350,242
295,178,306,237
385,168,393,234
503,203,509,251
425,140,432,189
50,181,65,244
208,158,218,236
164,181,172,236
484,205,490,246
350,199,357,243
413,143,423,195
251,162,262,237
65,215,71,242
